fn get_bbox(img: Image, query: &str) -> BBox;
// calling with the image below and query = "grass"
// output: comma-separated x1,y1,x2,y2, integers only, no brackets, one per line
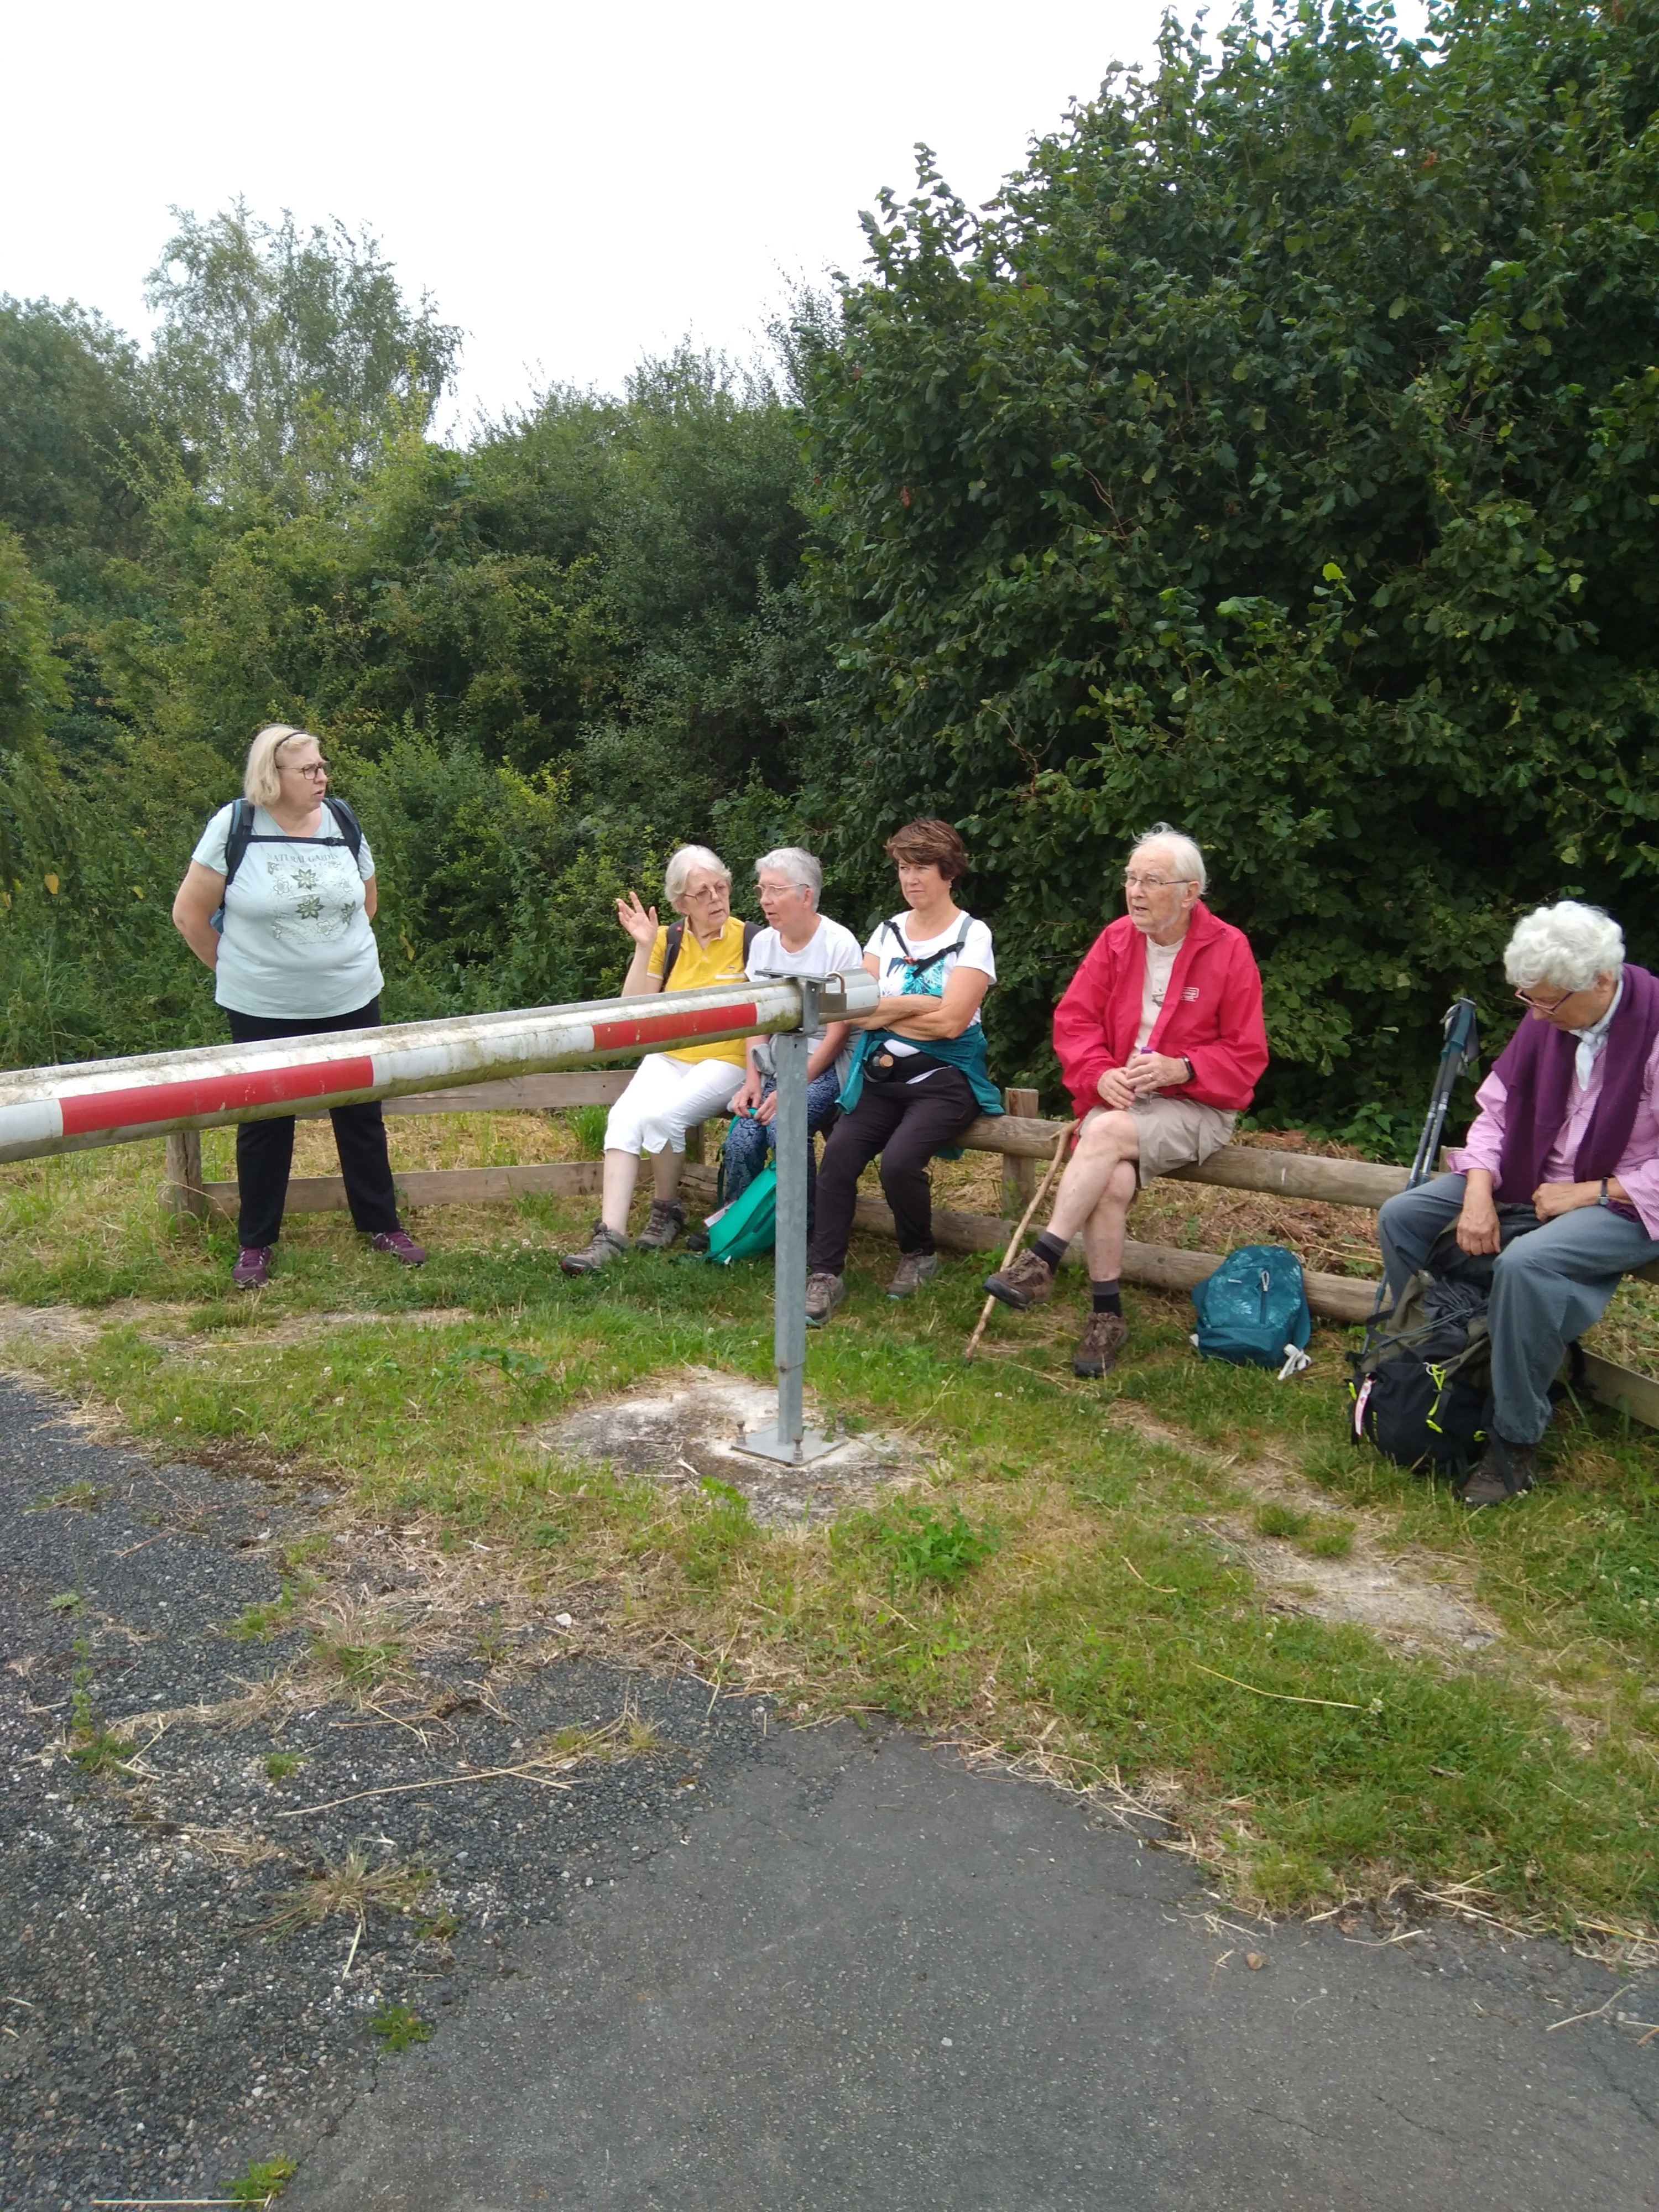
368,2002,434,2052
8,1123,1659,1945
226,2156,298,2204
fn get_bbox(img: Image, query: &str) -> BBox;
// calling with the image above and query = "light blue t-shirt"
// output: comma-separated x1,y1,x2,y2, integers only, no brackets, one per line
193,802,383,1019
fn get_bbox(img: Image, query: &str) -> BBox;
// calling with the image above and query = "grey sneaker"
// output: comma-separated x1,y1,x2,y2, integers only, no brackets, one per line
634,1199,685,1252
887,1251,941,1300
560,1221,629,1276
982,1247,1056,1311
1073,1311,1130,1378
805,1271,845,1327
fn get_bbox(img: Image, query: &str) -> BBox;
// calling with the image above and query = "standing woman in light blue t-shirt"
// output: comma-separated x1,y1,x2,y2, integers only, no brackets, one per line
171,723,426,1289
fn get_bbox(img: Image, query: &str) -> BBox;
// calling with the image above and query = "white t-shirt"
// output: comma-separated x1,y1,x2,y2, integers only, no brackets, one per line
1135,936,1182,1051
194,802,382,1019
746,915,865,1083
864,912,995,1058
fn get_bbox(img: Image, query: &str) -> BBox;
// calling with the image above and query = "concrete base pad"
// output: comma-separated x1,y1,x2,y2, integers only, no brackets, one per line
538,1366,923,1526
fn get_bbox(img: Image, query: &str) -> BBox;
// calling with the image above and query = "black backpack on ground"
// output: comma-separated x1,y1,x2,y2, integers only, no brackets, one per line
1348,1266,1494,1477
210,795,365,933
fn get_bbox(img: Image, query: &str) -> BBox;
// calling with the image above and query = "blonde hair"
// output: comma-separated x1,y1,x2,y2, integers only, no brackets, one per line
243,723,320,806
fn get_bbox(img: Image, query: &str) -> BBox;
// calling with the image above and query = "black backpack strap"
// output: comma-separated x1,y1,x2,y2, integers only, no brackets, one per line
322,794,364,860
660,920,686,987
221,799,257,890
885,913,972,982
742,920,759,962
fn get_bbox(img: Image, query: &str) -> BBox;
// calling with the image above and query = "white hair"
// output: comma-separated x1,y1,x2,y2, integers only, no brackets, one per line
754,846,822,898
1131,821,1207,894
662,843,731,906
1504,900,1625,994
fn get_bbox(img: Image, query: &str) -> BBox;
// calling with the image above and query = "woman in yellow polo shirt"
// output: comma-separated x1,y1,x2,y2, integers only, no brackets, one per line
561,844,753,1272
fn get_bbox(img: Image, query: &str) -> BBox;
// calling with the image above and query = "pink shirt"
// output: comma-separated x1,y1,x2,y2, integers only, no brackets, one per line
1446,1027,1659,1239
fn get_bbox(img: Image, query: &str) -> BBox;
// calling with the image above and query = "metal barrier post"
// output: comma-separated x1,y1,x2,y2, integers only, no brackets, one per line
736,977,837,1467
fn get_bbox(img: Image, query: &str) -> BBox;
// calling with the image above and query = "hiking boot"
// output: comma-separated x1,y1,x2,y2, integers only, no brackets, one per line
805,1271,845,1327
371,1229,426,1267
982,1248,1056,1311
560,1221,629,1276
1072,1311,1130,1378
887,1251,941,1300
1459,1433,1539,1509
231,1244,273,1289
634,1199,685,1252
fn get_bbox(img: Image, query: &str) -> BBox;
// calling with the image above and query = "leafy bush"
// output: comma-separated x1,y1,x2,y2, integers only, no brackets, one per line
799,0,1659,1119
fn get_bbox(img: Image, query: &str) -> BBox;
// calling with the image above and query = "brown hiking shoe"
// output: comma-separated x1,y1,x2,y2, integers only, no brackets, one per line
634,1199,685,1251
886,1251,941,1300
560,1220,629,1276
982,1248,1056,1311
1072,1311,1129,1379
805,1271,845,1327
1459,1434,1538,1509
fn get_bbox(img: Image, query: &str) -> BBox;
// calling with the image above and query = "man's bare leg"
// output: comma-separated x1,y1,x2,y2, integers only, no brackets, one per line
1047,1109,1141,1245
1082,1158,1140,1282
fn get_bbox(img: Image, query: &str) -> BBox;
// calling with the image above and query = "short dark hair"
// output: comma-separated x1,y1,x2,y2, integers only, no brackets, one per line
883,817,969,883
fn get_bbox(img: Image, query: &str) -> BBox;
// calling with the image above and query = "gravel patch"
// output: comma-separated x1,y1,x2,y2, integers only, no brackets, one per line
0,1373,776,2209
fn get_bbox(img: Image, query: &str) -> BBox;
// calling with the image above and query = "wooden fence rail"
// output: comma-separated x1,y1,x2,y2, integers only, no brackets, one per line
161,1070,1659,1430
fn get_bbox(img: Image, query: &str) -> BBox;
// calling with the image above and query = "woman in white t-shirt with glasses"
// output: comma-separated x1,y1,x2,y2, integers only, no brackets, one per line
171,723,425,1290
805,818,1001,1325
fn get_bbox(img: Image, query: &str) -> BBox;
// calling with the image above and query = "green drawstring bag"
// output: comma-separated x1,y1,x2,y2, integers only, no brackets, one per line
698,1161,778,1264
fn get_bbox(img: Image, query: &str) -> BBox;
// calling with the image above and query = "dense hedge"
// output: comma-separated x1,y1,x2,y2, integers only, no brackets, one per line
799,0,1659,1138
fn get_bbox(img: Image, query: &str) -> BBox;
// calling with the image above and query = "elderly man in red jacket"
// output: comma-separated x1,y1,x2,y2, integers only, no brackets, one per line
984,822,1269,1376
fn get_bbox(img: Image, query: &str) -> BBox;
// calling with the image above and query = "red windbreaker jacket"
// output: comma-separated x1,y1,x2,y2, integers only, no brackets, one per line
1052,902,1270,1120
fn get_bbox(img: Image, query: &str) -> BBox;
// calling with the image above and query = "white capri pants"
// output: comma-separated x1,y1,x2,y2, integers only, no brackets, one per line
604,1052,743,1156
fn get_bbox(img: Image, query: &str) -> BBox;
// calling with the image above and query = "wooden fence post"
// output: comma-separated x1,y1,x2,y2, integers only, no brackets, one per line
1001,1088,1039,1218
164,1130,207,1221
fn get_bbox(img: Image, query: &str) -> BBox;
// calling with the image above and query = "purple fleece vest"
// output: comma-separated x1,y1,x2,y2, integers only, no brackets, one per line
1494,962,1659,1201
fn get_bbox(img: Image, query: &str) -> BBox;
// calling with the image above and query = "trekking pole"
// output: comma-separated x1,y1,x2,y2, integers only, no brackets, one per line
963,1130,1070,1364
1407,997,1480,1189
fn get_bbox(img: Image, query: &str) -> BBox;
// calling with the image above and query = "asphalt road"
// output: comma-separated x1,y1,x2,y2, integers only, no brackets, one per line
1,1369,1656,2211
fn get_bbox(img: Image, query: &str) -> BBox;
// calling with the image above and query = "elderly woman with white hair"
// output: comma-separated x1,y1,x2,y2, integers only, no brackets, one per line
1378,900,1659,1506
983,822,1268,1377
171,722,425,1288
719,847,863,1226
560,844,755,1274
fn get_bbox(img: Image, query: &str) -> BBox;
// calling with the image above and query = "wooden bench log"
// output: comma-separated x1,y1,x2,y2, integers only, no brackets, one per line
201,1162,602,1215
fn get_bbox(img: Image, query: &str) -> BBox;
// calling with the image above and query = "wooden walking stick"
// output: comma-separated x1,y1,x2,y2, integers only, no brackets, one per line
963,1129,1070,1363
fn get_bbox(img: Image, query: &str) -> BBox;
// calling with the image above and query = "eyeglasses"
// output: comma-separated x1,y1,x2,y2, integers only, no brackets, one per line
284,759,330,779
1123,873,1192,891
1514,984,1578,1014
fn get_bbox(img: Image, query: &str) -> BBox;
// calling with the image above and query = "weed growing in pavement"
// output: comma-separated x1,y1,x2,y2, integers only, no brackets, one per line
255,1850,431,1939
226,2154,298,2203
264,1751,306,1781
415,1908,462,1942
542,1708,660,1763
12,1145,1659,1936
66,1627,132,1776
368,2001,434,2052
229,1591,296,1641
46,1589,84,1612
29,1481,103,1512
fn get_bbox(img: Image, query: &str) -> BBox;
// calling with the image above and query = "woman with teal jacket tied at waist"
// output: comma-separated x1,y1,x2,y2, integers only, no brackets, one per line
805,818,1000,1326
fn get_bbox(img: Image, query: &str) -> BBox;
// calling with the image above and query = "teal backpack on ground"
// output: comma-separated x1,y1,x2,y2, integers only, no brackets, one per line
1190,1244,1312,1376
698,1162,778,1264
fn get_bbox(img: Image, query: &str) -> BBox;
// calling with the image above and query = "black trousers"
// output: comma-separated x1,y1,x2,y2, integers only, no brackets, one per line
226,999,401,1248
808,1067,979,1275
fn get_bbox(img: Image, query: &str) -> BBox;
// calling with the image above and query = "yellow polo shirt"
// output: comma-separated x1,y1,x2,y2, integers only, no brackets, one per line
646,916,750,1066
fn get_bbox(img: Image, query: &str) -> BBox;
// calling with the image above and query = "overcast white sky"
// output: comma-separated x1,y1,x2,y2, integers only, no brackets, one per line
3,1,1427,432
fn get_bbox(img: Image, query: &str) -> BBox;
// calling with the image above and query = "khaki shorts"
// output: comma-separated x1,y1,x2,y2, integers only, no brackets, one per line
1083,1095,1237,1185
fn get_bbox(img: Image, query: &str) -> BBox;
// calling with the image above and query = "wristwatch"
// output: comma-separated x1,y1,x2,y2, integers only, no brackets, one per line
1598,1177,1611,1208
1180,1056,1194,1084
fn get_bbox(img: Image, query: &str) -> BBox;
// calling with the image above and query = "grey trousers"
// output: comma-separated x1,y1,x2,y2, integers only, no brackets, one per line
1376,1173,1659,1444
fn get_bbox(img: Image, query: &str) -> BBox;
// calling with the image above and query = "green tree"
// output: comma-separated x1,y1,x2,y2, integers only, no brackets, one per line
800,0,1659,1129
145,202,462,500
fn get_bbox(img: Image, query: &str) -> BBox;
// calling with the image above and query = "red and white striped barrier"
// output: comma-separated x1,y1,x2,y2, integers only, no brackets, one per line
0,974,878,1164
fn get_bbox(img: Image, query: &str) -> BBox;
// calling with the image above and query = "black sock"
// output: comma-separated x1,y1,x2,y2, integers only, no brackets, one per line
1032,1230,1069,1275
1092,1279,1123,1316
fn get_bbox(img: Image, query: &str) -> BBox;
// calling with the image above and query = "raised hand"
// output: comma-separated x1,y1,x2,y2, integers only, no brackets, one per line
615,890,660,948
